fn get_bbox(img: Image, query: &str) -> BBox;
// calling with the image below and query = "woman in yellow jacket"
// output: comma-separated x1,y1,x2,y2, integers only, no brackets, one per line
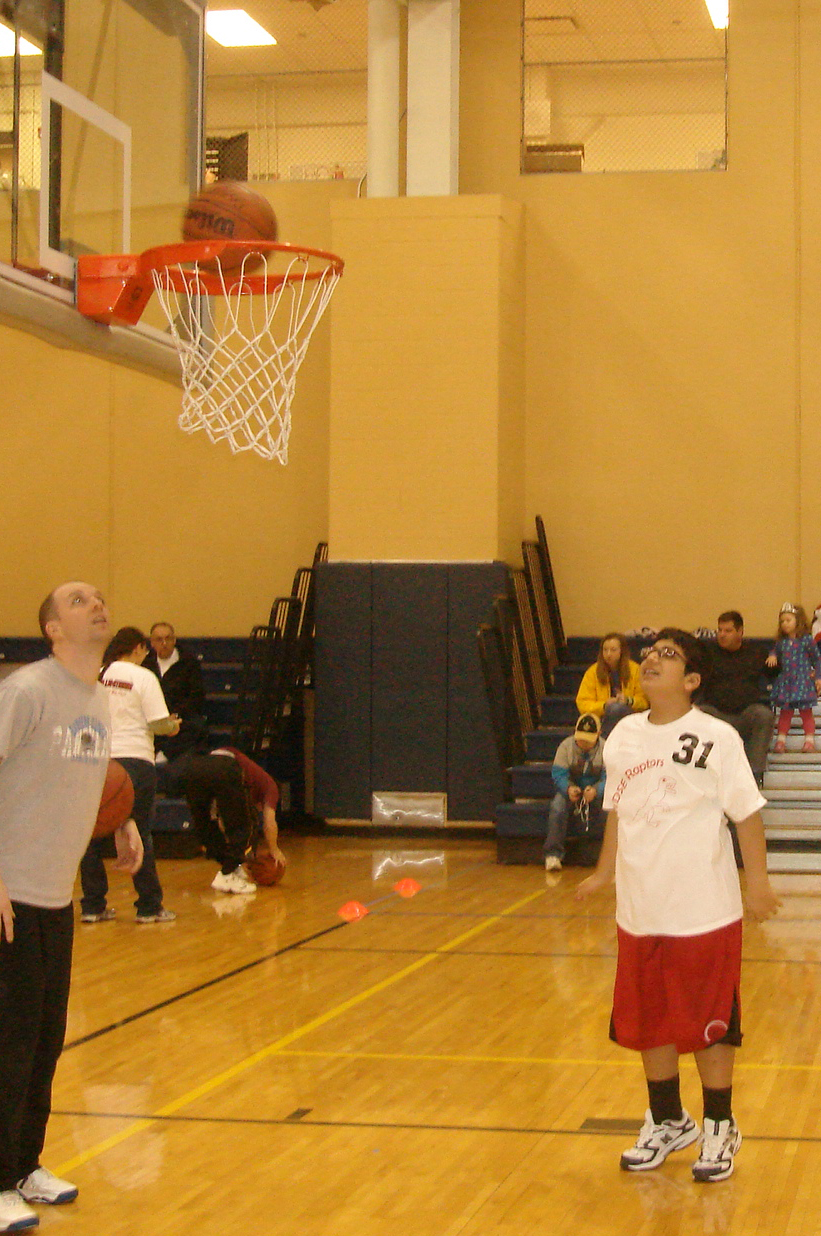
575,632,648,738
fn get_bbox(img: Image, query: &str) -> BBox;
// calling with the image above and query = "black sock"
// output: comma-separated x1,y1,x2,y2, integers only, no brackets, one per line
647,1075,682,1124
702,1086,733,1124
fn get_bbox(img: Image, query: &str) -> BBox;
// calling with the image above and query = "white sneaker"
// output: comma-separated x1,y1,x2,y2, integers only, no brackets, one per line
17,1167,77,1206
211,867,257,895
692,1118,741,1182
0,1190,37,1230
544,856,562,871
620,1109,700,1171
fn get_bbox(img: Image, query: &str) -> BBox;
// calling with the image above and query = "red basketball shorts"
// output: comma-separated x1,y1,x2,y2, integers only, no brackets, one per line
610,920,742,1054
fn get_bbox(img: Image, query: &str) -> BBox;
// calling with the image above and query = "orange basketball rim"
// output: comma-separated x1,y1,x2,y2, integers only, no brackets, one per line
76,240,344,464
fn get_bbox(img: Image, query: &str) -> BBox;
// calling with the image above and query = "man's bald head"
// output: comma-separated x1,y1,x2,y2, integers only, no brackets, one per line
39,582,109,653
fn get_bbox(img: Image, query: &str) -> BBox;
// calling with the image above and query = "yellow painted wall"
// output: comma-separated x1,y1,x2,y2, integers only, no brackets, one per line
328,195,523,562
0,180,355,636
462,0,806,636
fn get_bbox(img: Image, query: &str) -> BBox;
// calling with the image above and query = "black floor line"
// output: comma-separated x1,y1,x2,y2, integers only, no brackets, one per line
64,858,499,1049
49,1107,818,1143
63,920,347,1050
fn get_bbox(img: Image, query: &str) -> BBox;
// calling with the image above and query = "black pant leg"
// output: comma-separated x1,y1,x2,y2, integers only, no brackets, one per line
211,759,255,872
184,757,230,866
0,903,73,1188
119,759,164,916
17,904,73,1179
79,837,110,915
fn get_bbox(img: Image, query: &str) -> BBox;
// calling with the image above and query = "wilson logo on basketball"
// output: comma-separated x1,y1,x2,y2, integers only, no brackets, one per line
184,209,235,237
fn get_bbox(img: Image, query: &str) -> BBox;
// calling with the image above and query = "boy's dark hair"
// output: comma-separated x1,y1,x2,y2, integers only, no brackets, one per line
717,610,743,629
655,627,707,680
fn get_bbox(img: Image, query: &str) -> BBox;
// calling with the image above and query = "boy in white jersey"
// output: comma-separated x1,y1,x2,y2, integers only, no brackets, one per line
576,628,780,1183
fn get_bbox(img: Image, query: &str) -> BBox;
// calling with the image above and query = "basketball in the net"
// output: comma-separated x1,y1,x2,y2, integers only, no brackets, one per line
93,760,135,839
182,181,278,273
245,839,285,887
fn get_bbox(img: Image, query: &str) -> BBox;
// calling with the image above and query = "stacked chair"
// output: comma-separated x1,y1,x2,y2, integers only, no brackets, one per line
231,543,327,826
479,517,590,864
154,542,328,850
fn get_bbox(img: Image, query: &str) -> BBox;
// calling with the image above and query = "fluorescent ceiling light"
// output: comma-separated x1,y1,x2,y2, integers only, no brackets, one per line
704,0,728,28
0,22,42,55
206,10,276,47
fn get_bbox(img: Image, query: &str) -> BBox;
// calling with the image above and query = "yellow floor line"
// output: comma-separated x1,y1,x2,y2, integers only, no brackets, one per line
56,887,546,1174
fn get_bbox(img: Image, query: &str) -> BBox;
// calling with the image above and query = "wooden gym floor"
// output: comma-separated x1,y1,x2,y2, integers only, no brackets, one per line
42,836,821,1235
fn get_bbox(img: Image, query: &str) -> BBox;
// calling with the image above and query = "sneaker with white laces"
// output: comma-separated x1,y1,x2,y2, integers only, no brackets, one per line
0,1191,37,1231
211,867,257,895
80,906,116,924
17,1167,77,1206
135,907,177,924
692,1117,741,1182
620,1109,700,1172
544,856,562,872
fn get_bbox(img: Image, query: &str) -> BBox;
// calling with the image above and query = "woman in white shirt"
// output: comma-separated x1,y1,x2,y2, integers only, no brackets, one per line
79,627,180,923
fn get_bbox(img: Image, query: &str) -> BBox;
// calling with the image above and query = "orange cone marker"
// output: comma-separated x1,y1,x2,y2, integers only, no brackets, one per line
338,900,369,922
393,878,421,898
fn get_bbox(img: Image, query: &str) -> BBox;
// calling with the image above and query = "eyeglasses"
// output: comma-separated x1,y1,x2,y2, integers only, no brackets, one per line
640,645,685,663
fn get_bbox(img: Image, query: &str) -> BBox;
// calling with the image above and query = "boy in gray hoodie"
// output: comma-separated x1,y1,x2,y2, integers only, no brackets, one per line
544,712,605,871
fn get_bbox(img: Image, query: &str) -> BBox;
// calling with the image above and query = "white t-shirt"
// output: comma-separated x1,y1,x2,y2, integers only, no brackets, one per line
101,660,170,762
603,707,766,937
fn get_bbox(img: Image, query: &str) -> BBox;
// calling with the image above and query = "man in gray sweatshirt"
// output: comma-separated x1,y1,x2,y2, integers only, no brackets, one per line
0,582,143,1233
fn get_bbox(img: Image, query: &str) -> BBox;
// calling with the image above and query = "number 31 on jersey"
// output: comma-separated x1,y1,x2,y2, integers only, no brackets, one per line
672,733,714,768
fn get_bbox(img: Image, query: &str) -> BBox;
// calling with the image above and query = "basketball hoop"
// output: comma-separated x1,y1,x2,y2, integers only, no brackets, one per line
76,240,344,463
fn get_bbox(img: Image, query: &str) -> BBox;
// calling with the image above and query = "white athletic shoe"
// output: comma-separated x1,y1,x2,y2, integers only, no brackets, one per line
544,856,562,872
0,1191,37,1231
692,1118,742,1182
620,1109,700,1172
211,867,257,895
17,1167,77,1206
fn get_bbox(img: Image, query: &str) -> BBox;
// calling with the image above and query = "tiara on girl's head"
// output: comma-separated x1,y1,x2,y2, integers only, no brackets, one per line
780,603,798,615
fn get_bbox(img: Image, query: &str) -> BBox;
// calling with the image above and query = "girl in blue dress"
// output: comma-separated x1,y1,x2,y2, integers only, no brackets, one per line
767,604,821,753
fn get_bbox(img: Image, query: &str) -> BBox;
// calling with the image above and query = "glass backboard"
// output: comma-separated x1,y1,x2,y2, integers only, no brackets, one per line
0,0,202,335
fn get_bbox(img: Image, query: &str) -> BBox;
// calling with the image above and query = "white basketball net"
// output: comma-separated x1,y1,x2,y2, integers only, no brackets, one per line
151,249,341,463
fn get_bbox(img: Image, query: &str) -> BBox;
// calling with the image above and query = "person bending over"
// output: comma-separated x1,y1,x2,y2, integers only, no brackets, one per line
182,747,285,894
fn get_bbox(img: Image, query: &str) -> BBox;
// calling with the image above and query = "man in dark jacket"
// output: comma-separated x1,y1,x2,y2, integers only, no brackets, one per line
700,611,775,786
146,622,208,759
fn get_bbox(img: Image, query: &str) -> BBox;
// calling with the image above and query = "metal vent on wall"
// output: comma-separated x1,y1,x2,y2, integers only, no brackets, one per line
522,142,584,173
